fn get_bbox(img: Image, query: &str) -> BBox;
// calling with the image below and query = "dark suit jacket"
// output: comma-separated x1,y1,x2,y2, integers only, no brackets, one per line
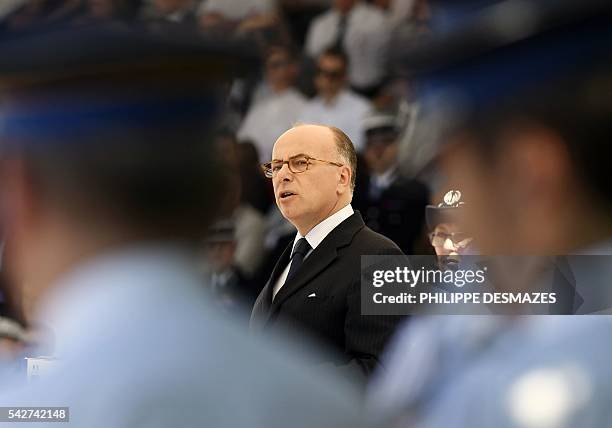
353,173,429,255
250,211,405,378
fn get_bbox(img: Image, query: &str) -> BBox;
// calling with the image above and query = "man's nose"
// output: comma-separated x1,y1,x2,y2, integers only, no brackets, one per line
276,163,293,182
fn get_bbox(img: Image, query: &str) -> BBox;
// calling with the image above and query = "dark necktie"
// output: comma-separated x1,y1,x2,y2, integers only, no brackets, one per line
286,238,312,282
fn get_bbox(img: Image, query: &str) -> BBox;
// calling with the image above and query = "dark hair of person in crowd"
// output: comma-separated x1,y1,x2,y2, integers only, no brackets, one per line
320,46,349,72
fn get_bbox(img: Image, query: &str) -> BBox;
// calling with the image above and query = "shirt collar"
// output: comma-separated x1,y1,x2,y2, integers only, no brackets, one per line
293,204,354,252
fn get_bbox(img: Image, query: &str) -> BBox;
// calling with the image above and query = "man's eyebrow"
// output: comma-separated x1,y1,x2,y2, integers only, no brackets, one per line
271,153,310,162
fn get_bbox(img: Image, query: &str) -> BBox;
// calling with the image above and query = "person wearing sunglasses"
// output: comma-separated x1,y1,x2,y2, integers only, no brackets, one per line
238,44,307,163
251,123,404,380
299,48,371,151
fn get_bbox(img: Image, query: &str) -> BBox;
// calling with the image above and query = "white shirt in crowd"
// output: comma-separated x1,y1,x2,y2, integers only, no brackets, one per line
238,88,307,163
299,89,371,152
305,2,391,89
388,0,418,28
273,204,354,299
198,0,275,21
0,246,366,428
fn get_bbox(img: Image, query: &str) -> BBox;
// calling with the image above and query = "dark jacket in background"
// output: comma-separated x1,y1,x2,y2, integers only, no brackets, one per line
353,172,429,255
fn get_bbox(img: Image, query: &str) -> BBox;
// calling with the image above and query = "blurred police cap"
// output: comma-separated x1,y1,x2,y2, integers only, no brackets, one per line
392,0,612,172
0,22,258,145
0,23,259,239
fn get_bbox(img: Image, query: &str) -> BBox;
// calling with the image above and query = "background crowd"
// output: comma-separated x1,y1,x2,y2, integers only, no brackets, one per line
0,1,610,427
0,0,438,313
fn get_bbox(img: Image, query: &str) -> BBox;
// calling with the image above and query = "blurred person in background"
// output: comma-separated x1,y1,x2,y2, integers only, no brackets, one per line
305,0,391,97
369,1,612,427
0,0,82,30
383,0,430,33
278,0,330,48
201,219,259,313
251,124,405,381
236,140,274,215
214,132,267,278
238,44,307,163
1,0,141,27
299,48,371,151
0,24,369,428
81,0,142,22
143,0,198,24
353,110,429,254
198,0,286,45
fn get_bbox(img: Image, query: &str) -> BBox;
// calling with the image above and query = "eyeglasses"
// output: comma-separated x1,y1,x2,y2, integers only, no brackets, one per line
261,155,344,178
429,231,473,249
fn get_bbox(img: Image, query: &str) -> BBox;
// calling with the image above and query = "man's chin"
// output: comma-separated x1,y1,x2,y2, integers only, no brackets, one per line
279,207,302,224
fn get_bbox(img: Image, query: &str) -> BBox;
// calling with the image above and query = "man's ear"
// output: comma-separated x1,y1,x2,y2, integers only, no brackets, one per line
337,165,351,194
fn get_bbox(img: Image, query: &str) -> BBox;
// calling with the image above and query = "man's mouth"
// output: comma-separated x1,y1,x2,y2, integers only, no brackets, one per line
279,191,297,200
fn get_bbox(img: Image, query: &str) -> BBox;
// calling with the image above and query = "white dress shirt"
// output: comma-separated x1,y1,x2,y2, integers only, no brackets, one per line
299,90,371,152
0,245,366,428
238,88,307,162
305,2,391,89
273,204,354,299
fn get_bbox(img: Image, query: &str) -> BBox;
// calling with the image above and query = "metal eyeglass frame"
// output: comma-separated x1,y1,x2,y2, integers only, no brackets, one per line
261,154,344,178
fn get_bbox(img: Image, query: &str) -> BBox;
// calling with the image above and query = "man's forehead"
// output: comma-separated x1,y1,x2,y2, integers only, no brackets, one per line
272,125,335,158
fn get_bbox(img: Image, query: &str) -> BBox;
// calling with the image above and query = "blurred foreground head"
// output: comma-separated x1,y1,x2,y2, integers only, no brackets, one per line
0,24,252,307
399,0,612,254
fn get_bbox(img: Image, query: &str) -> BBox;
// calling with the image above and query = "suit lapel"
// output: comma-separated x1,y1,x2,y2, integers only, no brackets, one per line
268,212,366,317
252,241,292,323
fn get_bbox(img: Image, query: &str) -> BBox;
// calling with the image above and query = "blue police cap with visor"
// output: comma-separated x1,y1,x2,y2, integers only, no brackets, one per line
0,22,258,149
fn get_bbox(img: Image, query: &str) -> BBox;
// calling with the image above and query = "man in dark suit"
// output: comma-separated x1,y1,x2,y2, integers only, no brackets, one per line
251,124,404,379
353,111,429,255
